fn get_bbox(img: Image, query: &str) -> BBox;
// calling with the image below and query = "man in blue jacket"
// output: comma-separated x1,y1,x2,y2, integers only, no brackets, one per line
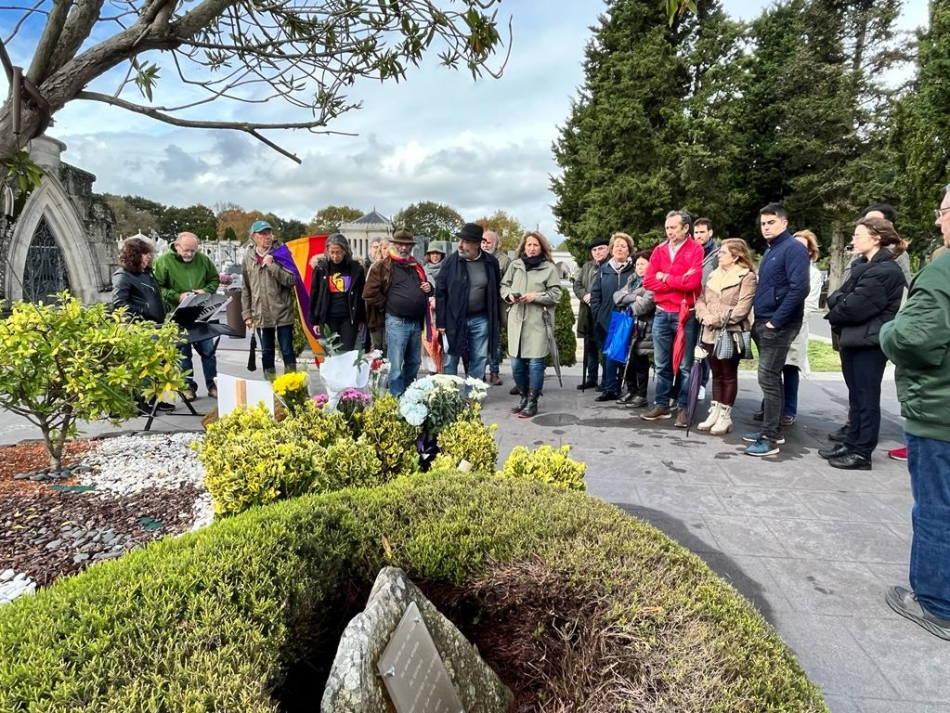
436,223,502,382
744,203,809,456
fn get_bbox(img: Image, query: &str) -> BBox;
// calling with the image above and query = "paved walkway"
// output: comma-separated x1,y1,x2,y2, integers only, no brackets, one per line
2,348,948,712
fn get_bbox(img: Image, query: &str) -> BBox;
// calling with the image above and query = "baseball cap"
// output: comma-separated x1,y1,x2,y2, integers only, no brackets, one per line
250,220,273,235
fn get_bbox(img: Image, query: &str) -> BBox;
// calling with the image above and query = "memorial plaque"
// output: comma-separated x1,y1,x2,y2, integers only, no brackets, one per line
376,602,464,713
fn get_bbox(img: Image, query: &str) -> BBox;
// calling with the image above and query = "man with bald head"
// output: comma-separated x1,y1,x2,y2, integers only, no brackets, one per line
154,231,221,400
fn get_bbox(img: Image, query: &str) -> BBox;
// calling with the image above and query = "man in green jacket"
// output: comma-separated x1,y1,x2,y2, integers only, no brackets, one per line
153,232,220,400
879,185,950,641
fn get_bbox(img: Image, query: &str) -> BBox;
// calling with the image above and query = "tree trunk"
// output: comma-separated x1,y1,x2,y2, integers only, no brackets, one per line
37,420,62,472
828,220,847,294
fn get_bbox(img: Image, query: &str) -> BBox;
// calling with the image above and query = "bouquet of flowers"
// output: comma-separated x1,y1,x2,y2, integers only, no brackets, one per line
272,372,310,416
366,351,389,398
337,387,372,422
398,375,488,437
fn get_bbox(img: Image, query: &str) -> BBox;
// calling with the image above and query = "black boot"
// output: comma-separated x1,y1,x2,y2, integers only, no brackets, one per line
511,388,529,414
519,389,540,418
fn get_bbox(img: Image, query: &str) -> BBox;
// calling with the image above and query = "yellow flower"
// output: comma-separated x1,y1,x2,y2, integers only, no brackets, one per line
272,372,308,396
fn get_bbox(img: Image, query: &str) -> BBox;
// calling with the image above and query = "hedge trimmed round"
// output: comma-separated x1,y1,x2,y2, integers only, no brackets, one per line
0,473,827,711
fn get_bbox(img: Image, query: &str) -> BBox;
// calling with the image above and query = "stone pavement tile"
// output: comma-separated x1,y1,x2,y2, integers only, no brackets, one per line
585,477,643,505
858,700,950,713
633,481,726,515
884,522,913,547
700,515,791,557
862,562,910,591
717,487,817,520
717,460,848,492
619,504,721,555
846,617,950,703
769,612,898,698
764,519,909,564
803,491,911,524
871,492,913,525
867,468,912,494
760,558,896,618
822,696,862,713
698,552,795,622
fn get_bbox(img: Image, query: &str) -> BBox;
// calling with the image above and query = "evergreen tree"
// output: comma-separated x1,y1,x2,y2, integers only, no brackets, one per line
891,0,950,258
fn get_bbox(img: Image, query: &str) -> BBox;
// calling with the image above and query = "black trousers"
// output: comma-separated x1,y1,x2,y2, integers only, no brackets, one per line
622,352,651,396
841,346,888,459
326,317,360,352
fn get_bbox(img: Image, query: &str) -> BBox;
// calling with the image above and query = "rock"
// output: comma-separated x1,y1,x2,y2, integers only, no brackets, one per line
72,465,92,474
29,473,48,482
13,472,31,480
0,569,14,582
321,567,512,713
45,539,62,550
73,553,90,564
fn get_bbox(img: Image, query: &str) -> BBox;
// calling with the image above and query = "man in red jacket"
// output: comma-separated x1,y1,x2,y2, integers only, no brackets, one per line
641,210,705,427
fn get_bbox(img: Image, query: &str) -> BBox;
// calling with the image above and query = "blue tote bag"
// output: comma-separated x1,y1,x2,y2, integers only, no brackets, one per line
603,310,635,362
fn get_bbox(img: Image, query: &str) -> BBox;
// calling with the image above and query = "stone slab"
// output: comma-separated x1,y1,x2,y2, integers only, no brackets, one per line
321,567,511,713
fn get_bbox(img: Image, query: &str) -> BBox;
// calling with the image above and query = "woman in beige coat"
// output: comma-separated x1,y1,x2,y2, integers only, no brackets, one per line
500,231,563,418
694,238,758,435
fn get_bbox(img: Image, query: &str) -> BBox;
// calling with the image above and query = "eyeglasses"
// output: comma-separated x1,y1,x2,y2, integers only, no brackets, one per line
934,207,950,220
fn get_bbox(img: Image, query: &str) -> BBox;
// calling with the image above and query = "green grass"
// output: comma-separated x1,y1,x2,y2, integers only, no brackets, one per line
739,338,840,372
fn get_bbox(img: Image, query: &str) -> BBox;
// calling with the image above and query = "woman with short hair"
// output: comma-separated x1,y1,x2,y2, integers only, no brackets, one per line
820,217,907,470
589,232,637,402
500,231,563,418
112,237,165,324
695,239,758,435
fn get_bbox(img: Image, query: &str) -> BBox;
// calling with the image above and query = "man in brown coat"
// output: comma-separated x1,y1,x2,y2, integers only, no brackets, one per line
241,220,298,376
362,228,432,396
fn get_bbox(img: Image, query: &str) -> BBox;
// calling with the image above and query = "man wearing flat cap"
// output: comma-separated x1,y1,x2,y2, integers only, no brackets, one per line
436,223,502,382
241,220,298,377
363,228,433,396
573,237,610,390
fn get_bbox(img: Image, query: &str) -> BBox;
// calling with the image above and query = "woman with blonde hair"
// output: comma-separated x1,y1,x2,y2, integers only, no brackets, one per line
500,231,563,418
695,238,758,435
589,232,637,401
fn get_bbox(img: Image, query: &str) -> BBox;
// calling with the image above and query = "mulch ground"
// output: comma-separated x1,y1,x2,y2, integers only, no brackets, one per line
0,438,203,589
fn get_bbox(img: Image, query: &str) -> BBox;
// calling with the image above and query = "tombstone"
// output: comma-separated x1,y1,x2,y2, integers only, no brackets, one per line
321,567,512,713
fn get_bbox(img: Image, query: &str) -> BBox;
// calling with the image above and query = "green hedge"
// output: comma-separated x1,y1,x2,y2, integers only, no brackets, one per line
0,474,826,712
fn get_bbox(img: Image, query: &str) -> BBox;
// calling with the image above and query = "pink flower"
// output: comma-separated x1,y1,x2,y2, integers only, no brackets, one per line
312,393,329,408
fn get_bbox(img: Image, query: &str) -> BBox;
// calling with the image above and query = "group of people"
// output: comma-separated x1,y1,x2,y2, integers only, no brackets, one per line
575,202,919,466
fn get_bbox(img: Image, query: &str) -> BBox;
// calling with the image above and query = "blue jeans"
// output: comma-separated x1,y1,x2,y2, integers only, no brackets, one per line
258,325,295,373
582,337,600,384
602,356,624,394
511,356,545,391
652,309,699,408
490,325,503,375
385,314,422,397
179,337,217,390
752,320,800,440
444,314,489,380
907,433,950,620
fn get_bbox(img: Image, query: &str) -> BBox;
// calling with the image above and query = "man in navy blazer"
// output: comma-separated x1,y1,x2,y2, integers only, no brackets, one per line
744,202,810,457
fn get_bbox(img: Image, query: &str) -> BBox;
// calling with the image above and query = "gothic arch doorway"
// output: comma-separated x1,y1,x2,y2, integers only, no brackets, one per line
22,218,71,304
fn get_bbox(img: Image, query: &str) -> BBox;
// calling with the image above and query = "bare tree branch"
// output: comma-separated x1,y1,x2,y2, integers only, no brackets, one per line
76,89,359,162
26,0,72,83
2,0,49,45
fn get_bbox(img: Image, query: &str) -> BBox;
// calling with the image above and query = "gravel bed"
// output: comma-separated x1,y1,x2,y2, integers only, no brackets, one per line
0,432,213,605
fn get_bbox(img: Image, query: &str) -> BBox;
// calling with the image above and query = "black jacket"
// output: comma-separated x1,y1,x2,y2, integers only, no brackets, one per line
435,250,501,358
826,250,905,349
589,259,636,341
111,268,166,323
309,258,366,327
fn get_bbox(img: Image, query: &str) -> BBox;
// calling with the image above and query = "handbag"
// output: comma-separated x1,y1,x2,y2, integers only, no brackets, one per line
736,329,754,360
713,326,736,360
603,310,635,362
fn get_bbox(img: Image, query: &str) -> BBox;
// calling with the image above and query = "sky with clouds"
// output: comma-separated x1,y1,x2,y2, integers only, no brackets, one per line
2,0,929,240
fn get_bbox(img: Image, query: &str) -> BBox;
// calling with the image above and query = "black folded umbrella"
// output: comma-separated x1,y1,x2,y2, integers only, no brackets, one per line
542,307,563,387
247,332,257,372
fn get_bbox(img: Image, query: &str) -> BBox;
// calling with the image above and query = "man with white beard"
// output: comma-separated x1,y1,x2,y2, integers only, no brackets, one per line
154,231,221,400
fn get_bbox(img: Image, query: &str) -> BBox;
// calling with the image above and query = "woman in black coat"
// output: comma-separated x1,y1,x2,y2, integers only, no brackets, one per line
309,233,366,352
588,232,636,401
821,217,907,470
111,236,166,324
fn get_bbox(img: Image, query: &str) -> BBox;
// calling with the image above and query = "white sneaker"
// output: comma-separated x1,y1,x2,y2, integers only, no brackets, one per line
698,386,706,401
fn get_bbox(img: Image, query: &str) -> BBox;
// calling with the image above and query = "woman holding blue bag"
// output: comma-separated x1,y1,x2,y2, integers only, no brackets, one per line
613,249,656,407
589,232,637,402
694,238,757,435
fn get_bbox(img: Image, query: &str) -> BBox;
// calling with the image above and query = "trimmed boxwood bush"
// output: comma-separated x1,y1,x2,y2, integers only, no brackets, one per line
0,474,827,712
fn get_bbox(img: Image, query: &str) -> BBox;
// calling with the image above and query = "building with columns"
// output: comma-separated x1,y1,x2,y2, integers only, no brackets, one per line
339,209,393,260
